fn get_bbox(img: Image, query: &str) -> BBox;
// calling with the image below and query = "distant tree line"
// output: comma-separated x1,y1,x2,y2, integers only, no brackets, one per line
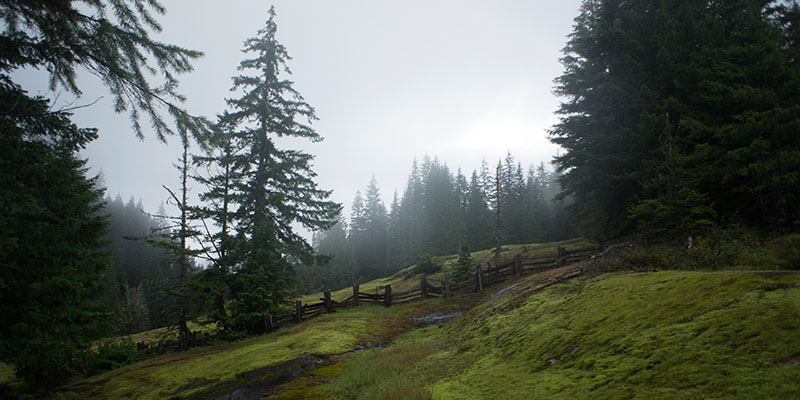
100,196,184,334
296,153,573,292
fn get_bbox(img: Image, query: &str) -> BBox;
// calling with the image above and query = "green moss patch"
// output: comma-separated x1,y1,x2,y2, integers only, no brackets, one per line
56,305,408,399
429,271,800,399
312,270,799,399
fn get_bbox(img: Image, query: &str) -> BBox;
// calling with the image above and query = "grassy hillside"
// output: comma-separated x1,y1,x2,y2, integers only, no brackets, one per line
301,238,593,304
38,238,800,399
49,298,469,399
307,270,799,399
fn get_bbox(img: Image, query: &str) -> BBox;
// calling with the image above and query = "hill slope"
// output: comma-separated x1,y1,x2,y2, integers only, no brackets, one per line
279,270,800,399
49,241,800,399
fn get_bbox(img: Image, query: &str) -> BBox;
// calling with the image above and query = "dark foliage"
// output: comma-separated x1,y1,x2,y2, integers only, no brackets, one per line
453,245,474,282
201,7,341,333
0,0,212,141
416,255,442,275
0,84,113,391
551,0,800,239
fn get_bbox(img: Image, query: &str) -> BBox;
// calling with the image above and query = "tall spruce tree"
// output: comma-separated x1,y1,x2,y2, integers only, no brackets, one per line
221,7,341,332
158,135,199,349
1,1,210,388
421,160,462,256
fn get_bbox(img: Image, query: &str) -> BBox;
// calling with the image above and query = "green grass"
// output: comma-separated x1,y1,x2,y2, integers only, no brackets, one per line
111,319,220,346
49,237,800,399
324,328,447,400
0,362,16,385
56,305,412,399
302,238,594,304
325,270,800,399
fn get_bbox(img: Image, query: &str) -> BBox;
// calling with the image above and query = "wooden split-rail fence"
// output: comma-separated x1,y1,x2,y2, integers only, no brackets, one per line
262,245,599,332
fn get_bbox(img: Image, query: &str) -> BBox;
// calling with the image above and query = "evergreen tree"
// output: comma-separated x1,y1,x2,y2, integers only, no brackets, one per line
0,1,210,388
394,160,425,268
0,0,212,141
220,7,341,332
492,161,503,265
157,136,198,349
361,177,389,275
387,191,402,270
421,160,462,256
455,168,470,212
552,0,800,238
191,124,243,323
523,165,548,242
465,170,494,250
0,87,113,391
452,244,474,282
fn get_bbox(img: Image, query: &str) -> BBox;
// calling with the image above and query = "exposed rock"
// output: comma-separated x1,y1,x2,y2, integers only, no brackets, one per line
485,282,522,303
414,311,462,327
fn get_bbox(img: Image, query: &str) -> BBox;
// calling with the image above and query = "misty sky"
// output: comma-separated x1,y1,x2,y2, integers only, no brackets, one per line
16,0,581,229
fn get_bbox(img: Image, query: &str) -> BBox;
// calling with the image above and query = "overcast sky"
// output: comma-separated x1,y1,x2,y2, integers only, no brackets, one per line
16,0,581,230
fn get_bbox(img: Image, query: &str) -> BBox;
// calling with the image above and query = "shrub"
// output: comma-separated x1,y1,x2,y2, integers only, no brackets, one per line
452,245,473,282
416,255,442,274
81,340,147,377
621,245,680,271
774,234,800,270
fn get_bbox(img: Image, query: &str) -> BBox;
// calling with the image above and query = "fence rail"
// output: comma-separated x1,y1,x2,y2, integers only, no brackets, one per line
141,245,599,352
260,245,599,332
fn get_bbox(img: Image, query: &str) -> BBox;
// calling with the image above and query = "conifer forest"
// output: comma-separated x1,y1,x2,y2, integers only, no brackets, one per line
1,1,799,398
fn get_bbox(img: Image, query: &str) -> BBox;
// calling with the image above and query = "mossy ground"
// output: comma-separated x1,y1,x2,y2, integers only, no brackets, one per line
45,236,800,399
52,296,468,399
53,306,402,399
113,319,220,346
320,270,800,399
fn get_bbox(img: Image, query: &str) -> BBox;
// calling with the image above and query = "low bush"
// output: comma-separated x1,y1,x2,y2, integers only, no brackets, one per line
774,233,800,270
416,255,442,274
81,340,148,377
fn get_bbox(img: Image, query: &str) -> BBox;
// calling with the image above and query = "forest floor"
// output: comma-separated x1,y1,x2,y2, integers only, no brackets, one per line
36,238,800,399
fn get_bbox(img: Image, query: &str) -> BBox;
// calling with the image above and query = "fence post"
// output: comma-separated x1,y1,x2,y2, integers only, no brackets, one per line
324,290,332,313
353,284,360,306
264,314,274,332
557,247,566,267
384,285,392,307
514,254,522,278
421,277,428,299
444,273,451,299
295,300,304,322
476,264,483,292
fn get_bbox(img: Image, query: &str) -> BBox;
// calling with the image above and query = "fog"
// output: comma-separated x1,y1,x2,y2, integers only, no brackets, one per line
15,0,580,224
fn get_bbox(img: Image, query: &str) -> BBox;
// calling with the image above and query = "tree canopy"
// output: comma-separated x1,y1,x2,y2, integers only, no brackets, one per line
551,0,800,239
0,0,212,141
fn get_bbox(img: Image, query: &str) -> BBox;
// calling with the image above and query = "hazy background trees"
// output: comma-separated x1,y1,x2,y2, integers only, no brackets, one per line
296,152,573,292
